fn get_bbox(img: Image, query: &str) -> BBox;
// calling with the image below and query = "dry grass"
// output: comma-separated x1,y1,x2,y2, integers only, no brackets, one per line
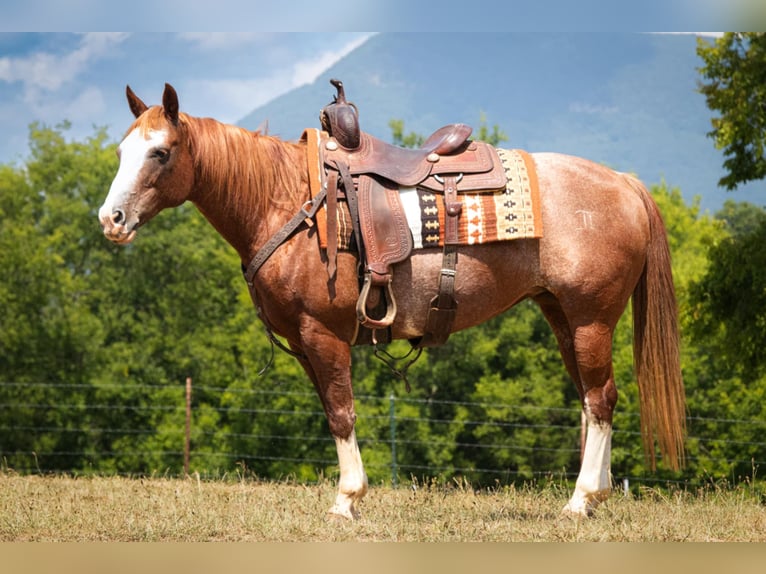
1,472,765,542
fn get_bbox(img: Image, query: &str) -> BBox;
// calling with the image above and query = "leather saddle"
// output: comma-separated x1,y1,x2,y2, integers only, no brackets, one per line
318,79,507,346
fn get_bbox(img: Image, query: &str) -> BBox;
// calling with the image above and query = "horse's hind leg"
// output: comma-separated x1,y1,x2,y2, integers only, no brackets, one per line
562,321,618,517
295,332,368,520
535,294,587,457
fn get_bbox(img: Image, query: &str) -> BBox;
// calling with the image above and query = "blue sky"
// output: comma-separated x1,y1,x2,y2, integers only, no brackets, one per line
0,0,756,166
1,0,752,32
0,33,376,164
0,30,736,165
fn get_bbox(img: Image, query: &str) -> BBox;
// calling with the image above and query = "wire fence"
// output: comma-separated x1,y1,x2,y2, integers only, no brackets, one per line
2,380,766,490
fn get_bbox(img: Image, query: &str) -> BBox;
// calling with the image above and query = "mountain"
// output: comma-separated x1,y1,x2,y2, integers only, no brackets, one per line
238,33,763,213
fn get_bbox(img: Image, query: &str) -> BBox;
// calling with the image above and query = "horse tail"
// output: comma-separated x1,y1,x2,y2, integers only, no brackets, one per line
625,174,686,471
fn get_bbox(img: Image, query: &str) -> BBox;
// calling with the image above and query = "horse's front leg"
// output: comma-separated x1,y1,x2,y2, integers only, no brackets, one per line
295,328,368,520
330,428,367,519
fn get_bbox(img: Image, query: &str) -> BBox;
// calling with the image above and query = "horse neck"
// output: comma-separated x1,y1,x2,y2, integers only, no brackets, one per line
184,116,309,262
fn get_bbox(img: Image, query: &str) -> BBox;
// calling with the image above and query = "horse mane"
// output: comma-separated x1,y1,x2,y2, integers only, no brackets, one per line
131,107,307,222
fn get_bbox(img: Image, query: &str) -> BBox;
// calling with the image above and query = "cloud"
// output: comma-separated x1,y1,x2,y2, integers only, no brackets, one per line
177,33,273,51
569,102,619,115
58,86,107,122
183,78,290,123
183,34,374,123
0,33,128,141
653,32,723,38
0,33,130,95
290,34,373,87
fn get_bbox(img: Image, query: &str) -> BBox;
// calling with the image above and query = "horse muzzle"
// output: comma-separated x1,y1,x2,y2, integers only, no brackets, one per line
99,207,138,244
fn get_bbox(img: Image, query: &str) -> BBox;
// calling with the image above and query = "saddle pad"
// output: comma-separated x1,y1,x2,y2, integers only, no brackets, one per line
316,148,542,250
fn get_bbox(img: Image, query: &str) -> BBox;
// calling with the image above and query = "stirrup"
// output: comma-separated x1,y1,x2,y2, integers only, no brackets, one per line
356,272,397,329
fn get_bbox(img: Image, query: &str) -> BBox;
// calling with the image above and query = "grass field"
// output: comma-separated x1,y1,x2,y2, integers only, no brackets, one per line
2,472,766,542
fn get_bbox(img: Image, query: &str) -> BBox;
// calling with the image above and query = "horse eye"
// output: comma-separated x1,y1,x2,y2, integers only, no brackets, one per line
151,148,170,163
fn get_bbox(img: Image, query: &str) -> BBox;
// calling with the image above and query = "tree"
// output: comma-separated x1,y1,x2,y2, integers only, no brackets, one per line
0,123,117,471
714,199,766,237
697,33,766,190
684,199,766,481
689,212,766,378
388,119,425,149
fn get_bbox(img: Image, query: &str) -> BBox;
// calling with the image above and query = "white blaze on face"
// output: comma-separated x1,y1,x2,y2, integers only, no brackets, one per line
99,127,169,223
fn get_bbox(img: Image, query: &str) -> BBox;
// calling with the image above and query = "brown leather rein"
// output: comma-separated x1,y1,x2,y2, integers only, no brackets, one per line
241,187,327,288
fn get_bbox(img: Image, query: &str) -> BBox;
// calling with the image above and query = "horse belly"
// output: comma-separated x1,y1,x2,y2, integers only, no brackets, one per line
390,242,539,340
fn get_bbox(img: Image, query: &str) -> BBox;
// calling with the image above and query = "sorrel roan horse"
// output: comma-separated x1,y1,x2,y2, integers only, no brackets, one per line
99,83,685,519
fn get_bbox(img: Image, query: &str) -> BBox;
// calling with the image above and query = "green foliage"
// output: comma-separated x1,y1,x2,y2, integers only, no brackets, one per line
388,119,425,149
715,199,766,237
474,111,509,147
697,33,766,189
685,201,766,482
689,205,766,378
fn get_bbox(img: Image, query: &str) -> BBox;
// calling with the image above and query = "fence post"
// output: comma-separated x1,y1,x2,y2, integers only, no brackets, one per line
389,393,398,487
184,376,192,476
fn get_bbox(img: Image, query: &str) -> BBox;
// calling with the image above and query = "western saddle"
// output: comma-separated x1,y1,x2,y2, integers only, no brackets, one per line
317,79,507,347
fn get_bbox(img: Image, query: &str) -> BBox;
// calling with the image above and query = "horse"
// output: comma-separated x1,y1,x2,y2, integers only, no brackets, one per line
98,83,685,519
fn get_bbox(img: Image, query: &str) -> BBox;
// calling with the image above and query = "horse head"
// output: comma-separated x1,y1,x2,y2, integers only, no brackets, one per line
99,83,195,244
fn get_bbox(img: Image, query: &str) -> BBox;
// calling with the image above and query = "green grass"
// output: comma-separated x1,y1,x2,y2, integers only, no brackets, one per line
1,472,765,541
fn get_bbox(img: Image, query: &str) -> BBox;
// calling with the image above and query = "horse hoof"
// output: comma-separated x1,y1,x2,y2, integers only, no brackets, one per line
560,502,595,519
328,505,360,521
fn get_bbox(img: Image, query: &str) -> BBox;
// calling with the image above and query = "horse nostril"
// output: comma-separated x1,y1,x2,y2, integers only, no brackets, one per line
111,209,125,225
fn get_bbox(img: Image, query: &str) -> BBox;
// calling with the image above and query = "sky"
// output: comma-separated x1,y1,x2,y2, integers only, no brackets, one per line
0,0,760,166
0,33,376,164
0,28,738,166
1,0,755,32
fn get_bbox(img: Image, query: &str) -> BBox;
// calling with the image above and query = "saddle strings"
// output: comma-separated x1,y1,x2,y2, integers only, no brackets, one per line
372,341,423,393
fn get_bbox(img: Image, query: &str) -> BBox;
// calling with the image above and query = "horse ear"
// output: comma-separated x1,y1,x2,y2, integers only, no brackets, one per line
162,83,179,125
126,85,148,118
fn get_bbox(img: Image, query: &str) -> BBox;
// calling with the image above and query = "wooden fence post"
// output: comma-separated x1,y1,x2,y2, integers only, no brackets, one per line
390,393,398,487
184,376,192,476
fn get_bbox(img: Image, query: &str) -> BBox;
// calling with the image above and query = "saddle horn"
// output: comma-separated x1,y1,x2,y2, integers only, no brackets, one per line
320,78,360,149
